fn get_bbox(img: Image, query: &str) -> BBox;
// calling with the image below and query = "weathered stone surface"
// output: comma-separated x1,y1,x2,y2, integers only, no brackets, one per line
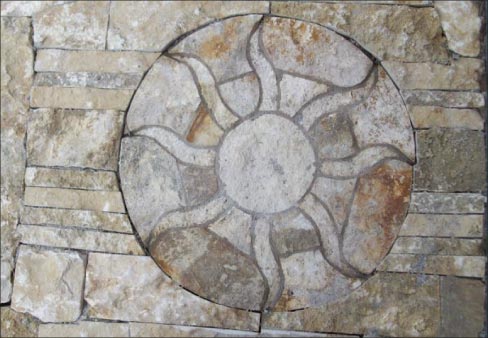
25,167,119,191
35,50,160,73
378,254,486,277
312,177,356,226
409,106,484,130
280,74,329,117
403,90,485,108
1,1,69,16
33,1,109,49
1,16,33,303
410,192,485,214
21,206,132,233
0,307,38,338
30,87,133,110
435,1,481,57
271,2,448,62
391,237,483,256
38,322,129,338
208,207,252,255
26,109,123,170
414,129,486,192
11,245,85,322
24,187,125,213
34,72,142,89
220,73,260,117
383,59,482,90
17,225,143,255
440,276,486,337
150,227,266,311
399,214,483,238
180,165,219,206
263,273,440,337
108,1,269,51
85,253,260,330
262,17,373,87
186,104,224,147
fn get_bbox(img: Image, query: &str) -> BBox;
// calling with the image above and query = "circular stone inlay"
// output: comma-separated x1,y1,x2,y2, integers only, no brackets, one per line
219,114,316,213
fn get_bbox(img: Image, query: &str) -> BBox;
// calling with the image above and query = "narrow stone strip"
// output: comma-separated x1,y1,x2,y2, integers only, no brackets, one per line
402,90,485,108
390,237,483,256
34,72,142,90
409,106,484,130
409,192,486,214
399,214,483,238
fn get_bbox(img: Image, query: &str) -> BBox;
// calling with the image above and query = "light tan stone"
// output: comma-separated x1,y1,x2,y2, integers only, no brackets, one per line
30,87,133,110
11,245,85,322
399,214,483,238
1,1,69,16
38,322,129,337
33,1,109,49
391,237,483,256
383,59,483,90
0,307,39,338
23,187,125,213
378,254,486,277
410,192,486,214
17,225,143,255
409,106,484,130
403,90,485,108
84,253,260,331
107,1,269,51
435,1,481,57
34,72,142,90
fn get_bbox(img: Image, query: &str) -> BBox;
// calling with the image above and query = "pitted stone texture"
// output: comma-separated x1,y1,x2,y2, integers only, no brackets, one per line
399,214,483,238
219,114,316,213
391,237,483,256
410,192,485,214
11,246,85,322
0,307,38,338
403,90,485,108
34,72,142,90
1,1,69,16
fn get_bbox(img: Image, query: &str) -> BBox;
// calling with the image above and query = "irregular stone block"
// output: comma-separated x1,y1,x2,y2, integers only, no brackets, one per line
414,129,486,192
440,276,486,337
383,59,483,90
38,322,129,338
409,106,484,130
403,90,485,108
84,253,260,331
34,72,142,90
435,1,481,57
391,237,483,256
23,187,125,213
11,245,85,322
30,87,133,110
26,109,123,170
33,1,109,49
271,2,448,62
21,206,132,233
263,273,440,337
410,192,485,214
35,50,159,73
17,225,143,255
378,254,486,277
1,1,69,16
0,307,39,338
107,1,269,51
399,214,483,238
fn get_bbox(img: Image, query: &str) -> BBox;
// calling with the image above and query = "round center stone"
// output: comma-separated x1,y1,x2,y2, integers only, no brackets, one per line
218,114,316,213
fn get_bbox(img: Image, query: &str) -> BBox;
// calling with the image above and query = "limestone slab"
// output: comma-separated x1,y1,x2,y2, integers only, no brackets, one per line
391,237,483,256
33,1,109,49
220,73,260,117
403,90,485,108
279,74,329,117
34,72,142,90
24,187,125,213
35,50,160,73
180,165,219,206
26,109,123,170
17,225,143,255
107,1,269,51
414,129,486,192
38,322,129,338
0,307,38,338
1,1,69,16
11,245,85,322
30,87,133,110
84,253,260,331
410,192,485,214
409,106,484,130
399,214,483,238
271,2,448,62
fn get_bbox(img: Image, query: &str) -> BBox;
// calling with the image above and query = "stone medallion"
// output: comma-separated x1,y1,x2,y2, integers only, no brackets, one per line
119,16,415,312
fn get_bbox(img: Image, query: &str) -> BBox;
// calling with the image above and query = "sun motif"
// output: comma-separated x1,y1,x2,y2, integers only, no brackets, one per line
119,16,414,312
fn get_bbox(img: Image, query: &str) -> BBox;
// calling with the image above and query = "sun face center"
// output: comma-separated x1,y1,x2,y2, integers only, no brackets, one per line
218,114,316,213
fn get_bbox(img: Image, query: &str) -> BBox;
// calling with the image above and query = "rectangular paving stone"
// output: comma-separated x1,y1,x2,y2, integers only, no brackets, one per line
39,322,129,338
409,106,484,130
34,72,142,90
84,253,260,331
21,206,132,233
409,192,485,214
17,225,143,255
383,59,483,90
30,87,133,110
391,237,483,256
27,109,123,170
402,90,485,108
414,129,486,192
378,254,486,277
399,214,483,238
25,167,119,191
24,187,125,213
35,49,160,73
